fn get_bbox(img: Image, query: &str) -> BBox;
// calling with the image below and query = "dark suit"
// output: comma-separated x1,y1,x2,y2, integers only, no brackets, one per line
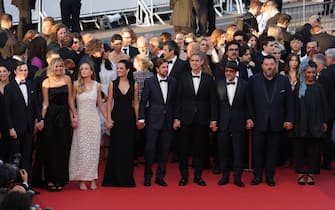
248,73,294,178
169,58,190,81
214,59,249,81
139,76,177,180
122,46,139,59
175,71,217,178
317,65,335,166
4,79,42,170
217,79,248,176
60,0,81,32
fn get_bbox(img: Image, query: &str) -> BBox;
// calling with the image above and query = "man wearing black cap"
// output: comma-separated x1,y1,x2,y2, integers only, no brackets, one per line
216,61,249,187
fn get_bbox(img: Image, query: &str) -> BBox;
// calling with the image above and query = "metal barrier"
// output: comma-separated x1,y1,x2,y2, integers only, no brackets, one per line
283,1,335,32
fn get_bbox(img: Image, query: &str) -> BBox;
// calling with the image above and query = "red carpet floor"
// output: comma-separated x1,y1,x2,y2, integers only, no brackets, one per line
33,161,335,210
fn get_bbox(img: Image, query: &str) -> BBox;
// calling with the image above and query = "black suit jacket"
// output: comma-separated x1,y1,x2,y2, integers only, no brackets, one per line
175,71,217,125
214,58,248,81
319,65,335,119
169,58,190,81
247,73,294,132
139,76,177,130
128,46,139,58
4,79,42,133
216,79,248,132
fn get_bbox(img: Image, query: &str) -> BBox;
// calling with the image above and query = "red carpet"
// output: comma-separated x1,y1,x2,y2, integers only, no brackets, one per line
33,161,335,210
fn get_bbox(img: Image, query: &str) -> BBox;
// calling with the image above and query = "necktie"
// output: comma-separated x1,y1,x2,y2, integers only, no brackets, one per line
19,81,26,85
160,79,168,83
123,48,128,55
227,81,235,85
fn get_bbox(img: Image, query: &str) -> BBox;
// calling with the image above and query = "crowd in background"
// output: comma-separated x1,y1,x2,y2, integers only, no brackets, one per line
0,0,335,208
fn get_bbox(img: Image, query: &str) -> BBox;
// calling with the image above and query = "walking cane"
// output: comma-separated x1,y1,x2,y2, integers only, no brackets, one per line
244,129,253,172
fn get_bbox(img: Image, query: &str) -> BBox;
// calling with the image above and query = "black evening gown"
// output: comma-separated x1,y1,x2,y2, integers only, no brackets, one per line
0,91,10,162
32,85,71,186
102,79,136,187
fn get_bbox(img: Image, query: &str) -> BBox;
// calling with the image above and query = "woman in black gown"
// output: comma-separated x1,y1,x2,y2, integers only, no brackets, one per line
0,64,10,162
294,60,328,185
33,58,77,191
102,60,139,187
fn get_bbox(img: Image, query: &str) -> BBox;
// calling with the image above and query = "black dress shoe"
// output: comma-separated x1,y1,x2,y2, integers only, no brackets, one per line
250,177,262,185
144,179,151,186
194,177,206,186
266,177,276,187
217,176,229,186
233,177,245,187
155,178,168,187
179,178,188,186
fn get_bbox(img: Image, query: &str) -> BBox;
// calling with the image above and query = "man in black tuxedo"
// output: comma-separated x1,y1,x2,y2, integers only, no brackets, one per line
138,58,177,187
163,41,190,80
216,61,248,187
214,41,248,81
174,51,218,186
121,28,139,59
247,55,294,186
4,61,44,171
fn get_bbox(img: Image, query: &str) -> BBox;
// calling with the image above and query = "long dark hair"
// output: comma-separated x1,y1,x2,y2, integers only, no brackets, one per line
27,36,47,67
284,53,300,77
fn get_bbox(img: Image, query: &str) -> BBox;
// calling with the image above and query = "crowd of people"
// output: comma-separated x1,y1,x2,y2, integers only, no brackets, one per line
0,2,335,207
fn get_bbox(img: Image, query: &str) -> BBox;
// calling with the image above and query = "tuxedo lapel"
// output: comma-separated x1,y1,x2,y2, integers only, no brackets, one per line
270,76,278,103
166,77,173,104
154,77,166,104
14,82,28,108
187,73,196,97
197,73,205,96
231,80,240,107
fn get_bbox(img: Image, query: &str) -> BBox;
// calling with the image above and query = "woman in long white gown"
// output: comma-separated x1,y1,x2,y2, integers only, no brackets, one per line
69,61,107,190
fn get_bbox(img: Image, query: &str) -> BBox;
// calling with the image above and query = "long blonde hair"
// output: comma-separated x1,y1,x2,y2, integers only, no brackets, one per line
47,57,65,78
76,61,96,94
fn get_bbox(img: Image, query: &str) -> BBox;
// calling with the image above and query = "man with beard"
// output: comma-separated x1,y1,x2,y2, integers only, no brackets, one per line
247,55,294,186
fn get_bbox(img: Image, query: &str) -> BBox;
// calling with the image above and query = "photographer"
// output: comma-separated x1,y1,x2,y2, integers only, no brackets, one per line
0,159,33,205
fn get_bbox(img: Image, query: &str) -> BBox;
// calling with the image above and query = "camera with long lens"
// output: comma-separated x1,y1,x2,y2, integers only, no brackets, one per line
6,153,23,184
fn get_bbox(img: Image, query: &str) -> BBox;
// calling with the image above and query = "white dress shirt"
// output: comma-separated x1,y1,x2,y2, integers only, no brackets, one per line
191,71,201,95
121,46,129,56
157,75,168,103
226,77,238,106
15,78,28,106
167,56,177,76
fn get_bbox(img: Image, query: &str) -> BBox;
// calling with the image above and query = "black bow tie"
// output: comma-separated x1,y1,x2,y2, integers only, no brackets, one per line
160,79,168,83
19,81,26,85
167,60,173,64
192,75,200,79
227,81,235,85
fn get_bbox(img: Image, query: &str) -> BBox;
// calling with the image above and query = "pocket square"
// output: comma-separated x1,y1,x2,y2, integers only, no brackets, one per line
280,90,286,93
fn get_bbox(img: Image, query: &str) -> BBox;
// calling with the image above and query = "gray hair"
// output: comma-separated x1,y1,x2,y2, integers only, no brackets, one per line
325,48,335,60
312,53,326,66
